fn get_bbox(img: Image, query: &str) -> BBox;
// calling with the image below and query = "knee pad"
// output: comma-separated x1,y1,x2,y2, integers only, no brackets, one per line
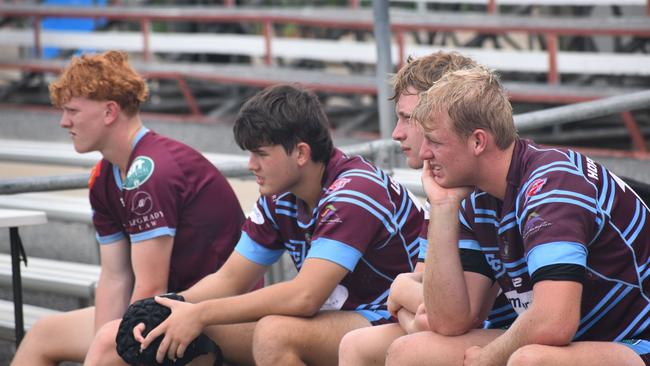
115,293,222,366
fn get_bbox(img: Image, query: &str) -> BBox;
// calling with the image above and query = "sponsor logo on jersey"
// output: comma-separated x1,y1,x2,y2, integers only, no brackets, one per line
320,284,349,311
522,212,552,240
526,178,547,200
586,156,599,181
249,204,265,225
124,156,155,190
128,210,164,231
326,178,351,194
504,289,533,314
320,204,342,224
131,191,153,215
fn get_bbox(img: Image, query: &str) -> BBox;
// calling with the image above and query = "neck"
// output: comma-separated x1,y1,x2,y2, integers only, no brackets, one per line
294,161,327,212
102,116,143,176
476,142,515,201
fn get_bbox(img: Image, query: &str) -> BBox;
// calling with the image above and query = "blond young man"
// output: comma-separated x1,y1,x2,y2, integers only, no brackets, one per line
386,67,650,366
339,52,515,366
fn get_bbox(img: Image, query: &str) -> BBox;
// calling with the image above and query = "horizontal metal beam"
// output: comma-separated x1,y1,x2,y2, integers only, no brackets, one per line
515,89,650,132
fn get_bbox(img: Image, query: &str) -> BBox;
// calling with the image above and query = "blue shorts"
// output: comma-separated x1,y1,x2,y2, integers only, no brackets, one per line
619,339,650,365
354,309,395,326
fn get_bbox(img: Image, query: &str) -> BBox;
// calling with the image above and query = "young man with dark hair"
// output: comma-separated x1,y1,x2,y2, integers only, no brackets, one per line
11,51,244,366
85,84,425,366
385,66,650,366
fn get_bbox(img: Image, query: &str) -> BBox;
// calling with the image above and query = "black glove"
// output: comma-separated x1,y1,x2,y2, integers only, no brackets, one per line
115,293,222,366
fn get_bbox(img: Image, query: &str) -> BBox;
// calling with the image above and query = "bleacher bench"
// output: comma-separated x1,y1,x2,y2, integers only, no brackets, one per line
0,254,100,306
0,299,60,342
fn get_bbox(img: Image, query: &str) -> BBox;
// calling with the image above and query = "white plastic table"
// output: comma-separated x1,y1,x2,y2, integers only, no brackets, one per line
0,209,47,345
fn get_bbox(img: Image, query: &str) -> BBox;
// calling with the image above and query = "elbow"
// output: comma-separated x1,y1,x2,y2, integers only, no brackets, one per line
428,315,480,336
286,292,323,317
526,314,578,346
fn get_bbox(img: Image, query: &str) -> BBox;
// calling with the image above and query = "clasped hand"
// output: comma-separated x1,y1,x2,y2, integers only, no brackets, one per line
133,296,203,364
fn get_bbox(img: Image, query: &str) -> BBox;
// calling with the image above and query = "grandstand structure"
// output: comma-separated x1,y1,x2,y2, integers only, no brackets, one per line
0,1,648,362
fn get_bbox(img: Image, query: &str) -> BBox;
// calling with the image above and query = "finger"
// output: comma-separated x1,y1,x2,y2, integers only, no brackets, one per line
141,322,166,350
176,342,188,360
156,334,171,364
154,295,174,307
167,340,179,363
133,322,146,343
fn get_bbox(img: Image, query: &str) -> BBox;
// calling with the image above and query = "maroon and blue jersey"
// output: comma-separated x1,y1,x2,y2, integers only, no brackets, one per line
89,128,244,292
459,138,650,341
235,149,425,319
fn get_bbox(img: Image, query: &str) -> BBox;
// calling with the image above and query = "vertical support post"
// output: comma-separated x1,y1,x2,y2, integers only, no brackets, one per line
142,19,151,62
372,0,395,170
621,111,648,152
487,0,497,14
263,20,273,66
10,227,24,345
34,16,42,59
176,77,202,117
546,33,559,85
349,0,360,9
224,0,236,7
396,30,405,72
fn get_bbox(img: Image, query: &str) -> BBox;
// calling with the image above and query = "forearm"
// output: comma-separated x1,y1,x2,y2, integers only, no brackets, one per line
196,280,323,326
94,277,132,331
423,198,475,334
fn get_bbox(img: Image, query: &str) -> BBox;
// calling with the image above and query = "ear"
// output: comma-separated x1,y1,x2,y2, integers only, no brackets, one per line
469,129,488,156
295,142,312,166
104,101,120,125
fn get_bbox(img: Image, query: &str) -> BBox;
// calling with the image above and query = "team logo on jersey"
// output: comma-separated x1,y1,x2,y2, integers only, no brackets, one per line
522,212,552,240
131,191,154,215
124,156,155,190
88,161,102,190
249,204,265,225
525,178,547,200
320,204,342,224
326,178,351,194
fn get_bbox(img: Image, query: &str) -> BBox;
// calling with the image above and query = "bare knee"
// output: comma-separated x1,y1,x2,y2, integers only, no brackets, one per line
85,320,121,366
386,335,417,366
253,315,298,365
338,328,369,365
507,344,549,366
13,315,64,365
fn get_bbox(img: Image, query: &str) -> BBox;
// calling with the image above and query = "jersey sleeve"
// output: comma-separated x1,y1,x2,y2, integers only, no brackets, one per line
458,193,495,279
89,161,126,245
417,200,430,262
518,166,595,280
235,196,286,266
306,175,399,272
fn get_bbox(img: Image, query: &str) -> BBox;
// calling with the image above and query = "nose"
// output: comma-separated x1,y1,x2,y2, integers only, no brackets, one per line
247,154,259,172
59,111,71,128
391,120,406,141
418,140,432,161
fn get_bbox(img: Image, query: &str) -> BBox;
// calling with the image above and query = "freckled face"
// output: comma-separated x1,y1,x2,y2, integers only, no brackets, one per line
59,97,108,153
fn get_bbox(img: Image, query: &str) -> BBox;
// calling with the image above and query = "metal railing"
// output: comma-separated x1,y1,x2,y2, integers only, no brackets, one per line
2,89,649,196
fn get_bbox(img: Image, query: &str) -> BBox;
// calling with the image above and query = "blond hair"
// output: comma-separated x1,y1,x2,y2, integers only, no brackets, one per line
391,51,478,100
49,51,148,116
412,67,517,149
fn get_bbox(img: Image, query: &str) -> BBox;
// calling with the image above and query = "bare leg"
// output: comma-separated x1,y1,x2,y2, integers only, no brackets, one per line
385,328,504,366
86,320,257,366
253,311,371,366
12,307,96,366
507,342,645,366
339,323,406,366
